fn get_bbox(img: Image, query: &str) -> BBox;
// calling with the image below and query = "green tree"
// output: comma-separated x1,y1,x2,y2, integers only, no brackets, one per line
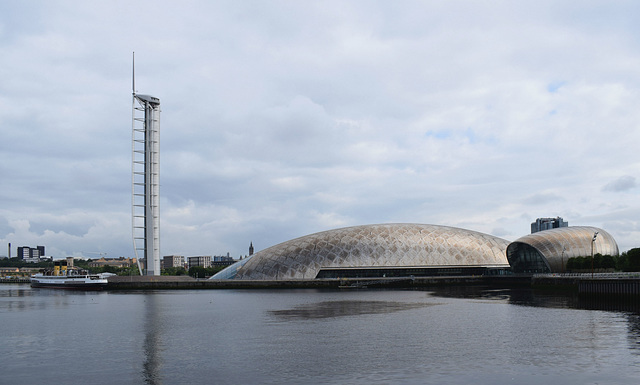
205,266,226,276
0,257,53,268
566,256,589,271
624,248,640,272
598,254,616,269
189,266,207,278
86,264,139,276
162,267,187,276
73,259,90,270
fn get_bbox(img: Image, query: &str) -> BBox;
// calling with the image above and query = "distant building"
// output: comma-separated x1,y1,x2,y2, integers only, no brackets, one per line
88,257,137,268
18,246,46,263
531,217,568,233
0,267,40,278
188,256,212,269
0,267,20,277
162,255,185,269
249,242,254,256
212,255,235,267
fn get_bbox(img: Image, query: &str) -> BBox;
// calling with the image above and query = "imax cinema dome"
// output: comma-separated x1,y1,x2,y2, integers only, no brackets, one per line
212,223,511,280
507,226,619,274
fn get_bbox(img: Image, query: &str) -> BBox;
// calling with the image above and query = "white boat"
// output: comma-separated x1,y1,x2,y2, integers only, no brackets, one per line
30,260,111,290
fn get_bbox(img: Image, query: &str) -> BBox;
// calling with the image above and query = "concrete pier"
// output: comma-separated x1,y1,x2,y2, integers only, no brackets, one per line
105,275,508,290
532,273,640,297
578,278,640,296
6,274,639,299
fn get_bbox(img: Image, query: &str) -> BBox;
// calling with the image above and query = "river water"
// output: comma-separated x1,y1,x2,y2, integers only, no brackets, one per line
1,284,639,385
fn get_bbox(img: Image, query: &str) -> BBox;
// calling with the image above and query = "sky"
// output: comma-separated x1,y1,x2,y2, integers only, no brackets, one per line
1,1,639,260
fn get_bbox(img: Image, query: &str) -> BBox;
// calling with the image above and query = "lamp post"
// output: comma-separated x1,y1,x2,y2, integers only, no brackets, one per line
561,246,566,274
591,232,599,278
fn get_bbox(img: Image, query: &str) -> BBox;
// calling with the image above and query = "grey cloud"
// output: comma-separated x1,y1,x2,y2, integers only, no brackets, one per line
0,217,13,240
2,1,640,257
602,175,636,192
521,193,564,205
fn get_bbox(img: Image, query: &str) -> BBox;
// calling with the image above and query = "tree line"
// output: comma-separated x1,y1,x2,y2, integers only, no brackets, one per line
180,265,227,278
565,248,640,272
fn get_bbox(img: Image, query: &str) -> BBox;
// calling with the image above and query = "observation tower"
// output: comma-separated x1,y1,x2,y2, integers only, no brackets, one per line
131,56,161,276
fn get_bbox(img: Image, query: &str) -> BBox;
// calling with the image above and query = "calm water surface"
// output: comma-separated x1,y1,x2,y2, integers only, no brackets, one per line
1,284,639,385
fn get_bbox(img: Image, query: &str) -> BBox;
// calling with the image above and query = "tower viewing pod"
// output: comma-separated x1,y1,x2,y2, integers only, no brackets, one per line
132,90,161,276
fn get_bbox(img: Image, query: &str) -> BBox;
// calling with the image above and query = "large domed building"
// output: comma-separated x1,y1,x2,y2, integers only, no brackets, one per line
212,223,511,280
506,226,619,274
212,222,620,280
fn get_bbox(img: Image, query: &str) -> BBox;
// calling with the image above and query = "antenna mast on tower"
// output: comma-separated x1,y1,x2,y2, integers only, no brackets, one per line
131,52,161,276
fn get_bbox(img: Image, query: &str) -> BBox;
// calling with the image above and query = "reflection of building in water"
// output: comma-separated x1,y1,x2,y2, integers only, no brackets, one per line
626,313,640,350
143,295,162,385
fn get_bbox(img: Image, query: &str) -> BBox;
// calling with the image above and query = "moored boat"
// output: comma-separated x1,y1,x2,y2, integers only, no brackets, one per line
30,260,111,290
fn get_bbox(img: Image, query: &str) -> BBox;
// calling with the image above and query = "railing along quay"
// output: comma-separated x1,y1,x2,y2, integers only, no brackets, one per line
0,278,31,284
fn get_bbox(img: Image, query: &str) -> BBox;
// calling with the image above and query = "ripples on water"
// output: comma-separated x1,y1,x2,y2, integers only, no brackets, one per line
1,284,639,385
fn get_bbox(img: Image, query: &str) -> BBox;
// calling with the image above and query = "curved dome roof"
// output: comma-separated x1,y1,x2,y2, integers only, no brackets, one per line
506,226,619,273
213,223,510,280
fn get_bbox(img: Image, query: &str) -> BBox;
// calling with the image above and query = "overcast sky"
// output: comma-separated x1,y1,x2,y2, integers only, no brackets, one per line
1,1,639,260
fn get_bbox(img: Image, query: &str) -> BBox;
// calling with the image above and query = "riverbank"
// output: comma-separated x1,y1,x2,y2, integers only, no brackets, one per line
103,274,640,298
532,273,640,297
9,274,640,298
103,275,532,290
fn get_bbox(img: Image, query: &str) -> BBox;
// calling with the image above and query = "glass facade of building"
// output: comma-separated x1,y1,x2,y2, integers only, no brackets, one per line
212,223,511,280
507,226,619,274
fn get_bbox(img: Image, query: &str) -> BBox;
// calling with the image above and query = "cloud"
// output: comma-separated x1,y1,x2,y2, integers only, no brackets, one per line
521,193,565,206
1,0,640,258
602,176,637,192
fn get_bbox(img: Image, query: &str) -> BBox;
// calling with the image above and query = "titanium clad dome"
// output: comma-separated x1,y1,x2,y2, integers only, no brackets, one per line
506,226,619,274
213,223,510,280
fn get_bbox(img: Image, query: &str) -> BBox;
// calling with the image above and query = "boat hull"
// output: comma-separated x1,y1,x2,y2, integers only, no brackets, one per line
30,275,108,290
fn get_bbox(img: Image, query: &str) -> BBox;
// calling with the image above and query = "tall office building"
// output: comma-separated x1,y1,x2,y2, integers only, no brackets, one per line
162,255,185,269
531,217,568,233
17,246,45,262
188,256,212,269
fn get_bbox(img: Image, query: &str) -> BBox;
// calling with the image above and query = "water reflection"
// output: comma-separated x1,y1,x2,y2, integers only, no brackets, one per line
3,286,639,384
626,313,640,353
429,286,640,313
429,286,640,355
143,295,163,385
269,300,437,320
0,284,100,312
